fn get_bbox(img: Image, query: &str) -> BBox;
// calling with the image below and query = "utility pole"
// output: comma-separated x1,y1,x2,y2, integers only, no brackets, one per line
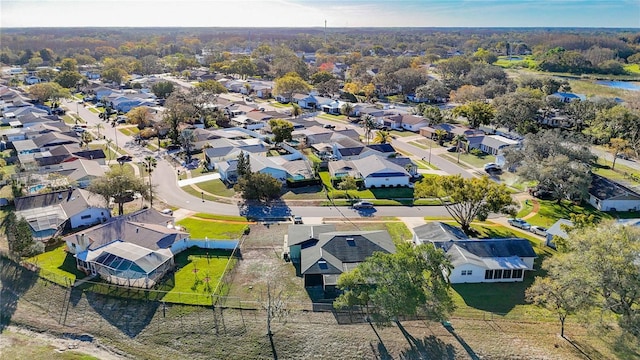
324,20,327,45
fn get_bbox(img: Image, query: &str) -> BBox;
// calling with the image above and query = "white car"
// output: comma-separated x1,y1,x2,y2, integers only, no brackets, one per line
530,226,547,236
161,208,173,215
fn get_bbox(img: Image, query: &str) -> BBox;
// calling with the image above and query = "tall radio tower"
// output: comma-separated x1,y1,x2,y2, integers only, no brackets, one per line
324,20,327,44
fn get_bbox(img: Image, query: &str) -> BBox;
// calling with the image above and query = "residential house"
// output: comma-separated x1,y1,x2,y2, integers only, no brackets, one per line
293,93,333,110
550,92,582,103
589,174,640,212
328,154,414,188
478,135,519,155
64,208,189,288
381,114,429,132
412,221,469,244
15,188,111,241
545,219,574,249
321,100,346,115
286,225,395,295
432,239,536,284
203,137,267,169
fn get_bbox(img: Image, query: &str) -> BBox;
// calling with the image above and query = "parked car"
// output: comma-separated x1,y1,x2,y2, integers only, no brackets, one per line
353,201,374,209
293,216,303,224
446,146,458,152
508,218,531,230
161,208,173,216
323,124,336,129
530,225,547,236
484,163,501,172
72,126,85,133
116,155,133,163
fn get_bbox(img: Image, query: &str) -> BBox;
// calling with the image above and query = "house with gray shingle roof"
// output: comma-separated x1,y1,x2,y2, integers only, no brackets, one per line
545,219,573,249
287,225,395,295
412,221,469,244
588,174,640,212
432,238,536,283
15,188,110,241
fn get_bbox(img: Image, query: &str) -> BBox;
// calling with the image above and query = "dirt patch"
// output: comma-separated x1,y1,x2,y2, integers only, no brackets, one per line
0,325,124,360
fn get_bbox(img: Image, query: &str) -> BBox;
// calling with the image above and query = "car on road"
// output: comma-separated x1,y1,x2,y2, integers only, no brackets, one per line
508,218,531,230
293,216,303,224
72,126,85,133
530,225,547,236
446,146,458,152
116,155,133,163
353,201,374,209
323,124,336,129
484,163,501,172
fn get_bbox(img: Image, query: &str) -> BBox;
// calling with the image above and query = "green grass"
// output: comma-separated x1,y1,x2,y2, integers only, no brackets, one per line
26,244,86,286
493,55,537,69
415,159,439,170
190,213,248,222
118,127,139,136
161,248,233,305
450,222,556,319
516,199,534,218
317,113,348,122
389,130,415,138
525,199,611,228
568,79,629,99
87,107,99,114
304,150,322,164
408,141,429,149
385,222,413,244
441,152,496,168
268,101,291,108
281,185,325,199
195,179,236,197
62,114,76,124
181,185,222,202
177,217,248,239
592,157,640,186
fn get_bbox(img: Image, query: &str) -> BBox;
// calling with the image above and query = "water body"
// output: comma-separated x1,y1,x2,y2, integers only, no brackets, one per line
595,80,640,91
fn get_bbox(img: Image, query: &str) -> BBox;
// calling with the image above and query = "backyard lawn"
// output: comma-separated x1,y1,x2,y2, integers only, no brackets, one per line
320,171,414,200
160,248,234,305
525,199,612,228
26,244,86,286
450,222,556,320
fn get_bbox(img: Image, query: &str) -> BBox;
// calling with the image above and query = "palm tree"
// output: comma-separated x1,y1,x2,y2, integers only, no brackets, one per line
142,156,158,206
361,114,376,145
341,102,354,120
452,134,467,163
179,129,196,163
80,132,93,149
94,123,104,139
104,138,114,160
291,103,302,118
373,130,392,144
434,129,448,146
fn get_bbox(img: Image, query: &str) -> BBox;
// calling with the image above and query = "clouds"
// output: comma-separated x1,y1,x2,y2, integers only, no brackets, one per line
1,0,638,28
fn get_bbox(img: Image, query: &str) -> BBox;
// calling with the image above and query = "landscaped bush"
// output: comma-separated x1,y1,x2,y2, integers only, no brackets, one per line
469,148,485,156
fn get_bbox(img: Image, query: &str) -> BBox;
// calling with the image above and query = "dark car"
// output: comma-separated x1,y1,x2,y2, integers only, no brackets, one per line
446,146,458,152
116,155,133,163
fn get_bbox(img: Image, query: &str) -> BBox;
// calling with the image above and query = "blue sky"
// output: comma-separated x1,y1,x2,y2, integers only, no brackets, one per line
2,0,639,28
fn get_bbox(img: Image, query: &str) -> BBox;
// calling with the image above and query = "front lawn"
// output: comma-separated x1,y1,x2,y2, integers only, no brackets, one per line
195,179,236,197
26,244,86,286
317,113,348,122
320,172,415,200
525,199,611,228
385,222,413,244
390,130,415,137
177,217,248,239
441,152,495,168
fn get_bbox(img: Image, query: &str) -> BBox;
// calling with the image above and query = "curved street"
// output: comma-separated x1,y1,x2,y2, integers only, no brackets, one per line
63,98,453,218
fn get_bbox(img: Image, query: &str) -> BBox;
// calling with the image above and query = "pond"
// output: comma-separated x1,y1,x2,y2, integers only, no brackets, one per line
595,80,640,91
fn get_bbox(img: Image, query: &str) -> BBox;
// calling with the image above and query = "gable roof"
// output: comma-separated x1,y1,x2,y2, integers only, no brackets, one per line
64,208,187,251
366,143,395,153
481,135,519,149
352,154,410,178
413,222,469,242
546,219,574,239
433,239,536,269
288,224,336,246
300,230,395,275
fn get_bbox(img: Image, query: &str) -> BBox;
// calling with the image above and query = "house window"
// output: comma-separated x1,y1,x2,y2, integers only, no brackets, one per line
484,270,493,279
461,270,472,276
512,269,523,278
80,214,91,220
503,269,512,278
494,269,503,279
318,260,328,270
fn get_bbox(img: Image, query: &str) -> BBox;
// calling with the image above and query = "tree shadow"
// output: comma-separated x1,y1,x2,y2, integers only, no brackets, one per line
367,319,392,360
395,321,457,360
442,322,479,360
0,257,39,331
239,200,292,221
452,281,527,314
84,291,159,338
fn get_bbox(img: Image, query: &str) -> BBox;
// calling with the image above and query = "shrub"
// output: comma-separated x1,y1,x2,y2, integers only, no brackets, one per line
470,148,485,156
139,128,156,139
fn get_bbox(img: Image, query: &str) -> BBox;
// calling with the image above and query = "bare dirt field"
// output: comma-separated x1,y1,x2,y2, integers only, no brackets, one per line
2,224,638,360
